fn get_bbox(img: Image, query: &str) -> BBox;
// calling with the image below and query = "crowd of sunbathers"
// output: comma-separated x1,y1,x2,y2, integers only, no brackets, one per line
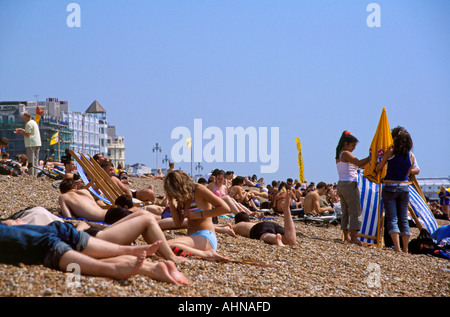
0,146,344,285
1,148,448,286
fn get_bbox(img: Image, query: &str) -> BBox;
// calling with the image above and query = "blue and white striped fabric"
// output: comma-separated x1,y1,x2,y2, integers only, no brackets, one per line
73,158,112,206
408,184,438,234
358,171,381,245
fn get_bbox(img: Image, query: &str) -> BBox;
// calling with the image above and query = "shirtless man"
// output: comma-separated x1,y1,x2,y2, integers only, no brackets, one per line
216,189,297,246
101,161,155,203
59,178,112,222
59,178,161,224
303,182,334,215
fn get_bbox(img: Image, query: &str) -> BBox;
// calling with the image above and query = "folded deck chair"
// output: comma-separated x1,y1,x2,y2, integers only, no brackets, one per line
408,175,438,234
357,170,383,246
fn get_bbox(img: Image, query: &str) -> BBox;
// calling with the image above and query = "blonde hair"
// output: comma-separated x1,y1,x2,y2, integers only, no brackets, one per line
163,170,194,203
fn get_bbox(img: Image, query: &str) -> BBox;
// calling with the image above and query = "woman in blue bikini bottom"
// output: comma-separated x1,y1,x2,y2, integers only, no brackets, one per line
189,229,218,251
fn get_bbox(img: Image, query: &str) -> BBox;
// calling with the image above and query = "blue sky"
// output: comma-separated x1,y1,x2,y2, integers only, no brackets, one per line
0,0,449,183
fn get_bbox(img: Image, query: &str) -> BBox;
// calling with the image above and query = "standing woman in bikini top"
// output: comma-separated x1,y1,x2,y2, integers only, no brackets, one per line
163,170,230,251
335,131,370,245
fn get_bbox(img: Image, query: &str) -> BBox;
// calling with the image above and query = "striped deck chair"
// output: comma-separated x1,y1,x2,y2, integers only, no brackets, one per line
408,175,439,234
72,155,112,207
69,150,150,208
357,170,383,246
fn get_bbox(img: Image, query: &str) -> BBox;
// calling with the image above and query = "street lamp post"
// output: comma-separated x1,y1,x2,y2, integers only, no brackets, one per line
162,154,169,169
152,143,162,170
195,162,203,181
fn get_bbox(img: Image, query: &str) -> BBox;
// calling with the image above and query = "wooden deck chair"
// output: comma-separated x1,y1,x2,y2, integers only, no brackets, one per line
80,153,124,201
408,175,439,234
84,154,151,208
69,150,117,208
71,154,113,207
69,150,150,208
357,170,384,247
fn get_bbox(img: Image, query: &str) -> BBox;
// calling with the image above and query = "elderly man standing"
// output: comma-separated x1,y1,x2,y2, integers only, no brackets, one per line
15,111,41,176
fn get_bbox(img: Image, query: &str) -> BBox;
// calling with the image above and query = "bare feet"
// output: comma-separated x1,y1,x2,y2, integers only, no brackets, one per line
275,233,284,246
349,238,363,246
126,240,162,257
216,223,237,238
115,251,146,280
201,249,232,263
143,260,190,285
165,261,191,285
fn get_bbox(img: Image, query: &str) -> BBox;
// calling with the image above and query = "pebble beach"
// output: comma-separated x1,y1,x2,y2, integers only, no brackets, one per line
0,174,449,298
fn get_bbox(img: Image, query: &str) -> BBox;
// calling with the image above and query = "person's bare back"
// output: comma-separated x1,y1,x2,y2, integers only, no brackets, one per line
59,189,106,222
303,190,320,215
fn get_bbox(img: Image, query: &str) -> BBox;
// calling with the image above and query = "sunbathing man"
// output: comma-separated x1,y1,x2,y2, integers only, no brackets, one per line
216,189,297,246
303,182,334,215
101,161,155,203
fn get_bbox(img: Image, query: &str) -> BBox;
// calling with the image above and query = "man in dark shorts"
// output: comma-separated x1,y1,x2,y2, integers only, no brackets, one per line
216,190,297,246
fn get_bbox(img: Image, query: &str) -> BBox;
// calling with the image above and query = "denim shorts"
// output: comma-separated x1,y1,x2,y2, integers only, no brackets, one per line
382,184,410,236
0,221,90,270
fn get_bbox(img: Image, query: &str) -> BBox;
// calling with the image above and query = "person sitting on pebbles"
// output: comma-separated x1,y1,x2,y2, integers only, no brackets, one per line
101,161,156,203
163,170,231,262
303,181,334,216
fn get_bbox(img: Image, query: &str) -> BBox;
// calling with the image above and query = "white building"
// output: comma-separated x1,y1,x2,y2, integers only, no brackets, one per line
85,100,108,156
128,163,153,176
61,111,101,157
417,177,450,201
61,100,110,157
107,125,125,169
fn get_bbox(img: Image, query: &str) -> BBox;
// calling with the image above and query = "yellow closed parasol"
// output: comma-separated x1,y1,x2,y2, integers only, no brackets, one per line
363,107,393,184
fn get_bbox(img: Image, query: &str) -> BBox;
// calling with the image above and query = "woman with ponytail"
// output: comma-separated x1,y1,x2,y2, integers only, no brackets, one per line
335,131,370,245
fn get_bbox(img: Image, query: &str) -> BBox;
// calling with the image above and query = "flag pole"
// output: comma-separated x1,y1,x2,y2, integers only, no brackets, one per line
376,182,383,248
58,134,61,161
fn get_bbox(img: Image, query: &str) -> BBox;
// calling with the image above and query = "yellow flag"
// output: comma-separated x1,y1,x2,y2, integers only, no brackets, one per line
295,137,305,183
363,108,393,184
186,137,192,149
50,131,59,146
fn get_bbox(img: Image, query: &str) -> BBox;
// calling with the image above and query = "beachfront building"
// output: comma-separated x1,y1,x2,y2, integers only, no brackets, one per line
85,100,109,156
107,125,126,169
1,97,123,163
127,163,153,176
417,177,450,201
0,100,73,161
61,111,101,157
61,100,113,158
